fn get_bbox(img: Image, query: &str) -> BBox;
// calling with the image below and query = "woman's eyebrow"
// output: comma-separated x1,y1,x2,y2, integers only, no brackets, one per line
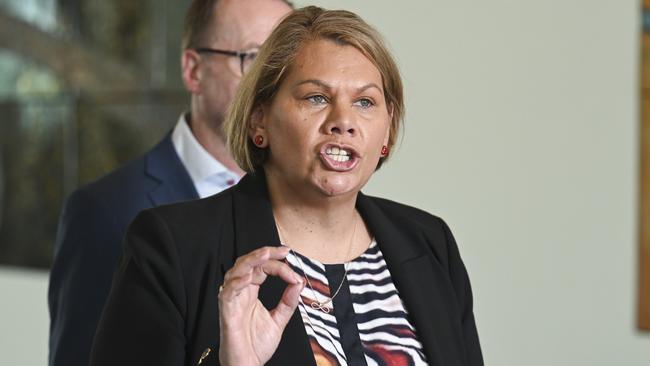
294,80,382,94
294,79,331,90
357,83,382,93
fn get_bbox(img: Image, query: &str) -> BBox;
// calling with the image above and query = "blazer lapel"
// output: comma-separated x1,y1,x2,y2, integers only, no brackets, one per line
356,194,466,366
229,172,316,366
144,134,199,206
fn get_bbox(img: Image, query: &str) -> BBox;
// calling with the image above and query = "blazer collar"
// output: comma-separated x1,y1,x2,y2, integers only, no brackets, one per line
144,134,199,206
230,171,449,365
355,195,448,365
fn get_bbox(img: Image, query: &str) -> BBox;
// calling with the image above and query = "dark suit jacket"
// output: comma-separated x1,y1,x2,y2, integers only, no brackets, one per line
48,135,199,366
90,171,483,366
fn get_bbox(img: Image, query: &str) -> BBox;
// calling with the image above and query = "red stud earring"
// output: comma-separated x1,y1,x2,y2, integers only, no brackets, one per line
381,145,389,156
254,135,264,146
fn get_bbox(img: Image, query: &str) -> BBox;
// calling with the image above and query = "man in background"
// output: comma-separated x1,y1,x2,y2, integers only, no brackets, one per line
47,1,292,366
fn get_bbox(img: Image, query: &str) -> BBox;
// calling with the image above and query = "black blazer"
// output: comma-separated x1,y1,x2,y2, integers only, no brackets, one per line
48,135,199,366
90,171,483,366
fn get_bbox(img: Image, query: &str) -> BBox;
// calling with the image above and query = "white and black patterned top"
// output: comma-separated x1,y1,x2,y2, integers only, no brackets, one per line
285,239,429,366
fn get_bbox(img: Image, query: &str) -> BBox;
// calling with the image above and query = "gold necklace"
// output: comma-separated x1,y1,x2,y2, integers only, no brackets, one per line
276,214,358,313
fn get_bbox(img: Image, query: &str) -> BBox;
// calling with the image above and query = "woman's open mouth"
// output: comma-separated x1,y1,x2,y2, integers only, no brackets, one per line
319,144,359,171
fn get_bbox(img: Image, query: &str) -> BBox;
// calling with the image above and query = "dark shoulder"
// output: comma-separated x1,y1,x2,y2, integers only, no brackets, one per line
363,195,458,270
77,154,151,202
365,195,448,233
62,137,174,230
360,197,455,266
59,153,147,222
132,188,234,254
146,189,233,231
124,190,234,285
65,157,147,228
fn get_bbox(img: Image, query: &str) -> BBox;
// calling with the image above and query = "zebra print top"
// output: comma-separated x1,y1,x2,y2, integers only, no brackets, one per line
285,239,429,366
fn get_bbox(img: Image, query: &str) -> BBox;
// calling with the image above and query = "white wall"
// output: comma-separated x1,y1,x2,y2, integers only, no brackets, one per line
1,0,648,365
0,268,49,365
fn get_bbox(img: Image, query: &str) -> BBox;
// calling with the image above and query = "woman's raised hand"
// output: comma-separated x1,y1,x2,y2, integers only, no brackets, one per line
218,246,304,366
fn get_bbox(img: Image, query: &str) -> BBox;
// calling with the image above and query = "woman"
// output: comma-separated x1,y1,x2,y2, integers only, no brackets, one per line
90,6,482,366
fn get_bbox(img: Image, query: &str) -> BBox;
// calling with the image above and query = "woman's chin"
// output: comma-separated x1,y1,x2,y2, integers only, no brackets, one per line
314,175,361,198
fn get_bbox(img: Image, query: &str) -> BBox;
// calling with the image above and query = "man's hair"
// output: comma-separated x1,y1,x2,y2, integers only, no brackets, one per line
224,6,404,173
182,0,294,50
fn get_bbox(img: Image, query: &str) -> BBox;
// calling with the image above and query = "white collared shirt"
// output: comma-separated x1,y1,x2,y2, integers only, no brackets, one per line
171,114,241,198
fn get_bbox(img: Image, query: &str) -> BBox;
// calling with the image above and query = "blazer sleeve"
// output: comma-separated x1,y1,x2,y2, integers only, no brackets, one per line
48,189,122,366
89,209,188,366
440,218,484,366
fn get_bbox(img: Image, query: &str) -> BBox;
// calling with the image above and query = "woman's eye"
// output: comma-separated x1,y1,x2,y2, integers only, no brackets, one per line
306,95,327,104
353,98,374,108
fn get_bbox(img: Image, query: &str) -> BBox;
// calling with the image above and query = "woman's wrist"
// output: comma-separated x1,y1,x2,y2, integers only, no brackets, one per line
218,349,262,366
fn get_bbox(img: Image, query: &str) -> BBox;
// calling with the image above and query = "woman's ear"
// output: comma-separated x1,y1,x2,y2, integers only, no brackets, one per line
249,106,269,148
181,49,202,95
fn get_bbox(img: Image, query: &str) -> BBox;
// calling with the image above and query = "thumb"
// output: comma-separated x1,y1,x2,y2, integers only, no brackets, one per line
270,281,304,329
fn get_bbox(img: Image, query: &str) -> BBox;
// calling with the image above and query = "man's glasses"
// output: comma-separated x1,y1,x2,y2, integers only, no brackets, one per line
194,47,259,75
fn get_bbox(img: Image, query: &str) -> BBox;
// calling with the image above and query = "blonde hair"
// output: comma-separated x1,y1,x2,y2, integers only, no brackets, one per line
225,6,404,173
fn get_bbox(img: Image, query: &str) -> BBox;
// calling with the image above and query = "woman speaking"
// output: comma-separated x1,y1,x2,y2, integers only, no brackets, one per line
90,6,483,366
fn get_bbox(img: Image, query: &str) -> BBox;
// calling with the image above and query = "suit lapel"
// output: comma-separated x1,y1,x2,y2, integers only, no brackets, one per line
230,172,315,366
357,194,465,366
144,134,199,206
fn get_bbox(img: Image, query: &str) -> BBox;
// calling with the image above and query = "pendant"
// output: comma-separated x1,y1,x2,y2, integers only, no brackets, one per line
310,300,331,313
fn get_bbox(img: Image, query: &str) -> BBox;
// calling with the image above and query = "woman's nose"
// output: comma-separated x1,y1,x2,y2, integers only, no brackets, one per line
324,103,357,136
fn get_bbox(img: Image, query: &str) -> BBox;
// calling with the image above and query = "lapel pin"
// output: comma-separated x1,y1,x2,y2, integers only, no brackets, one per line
197,347,211,365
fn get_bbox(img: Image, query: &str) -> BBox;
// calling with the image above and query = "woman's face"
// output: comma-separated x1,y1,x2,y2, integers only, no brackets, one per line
254,38,391,200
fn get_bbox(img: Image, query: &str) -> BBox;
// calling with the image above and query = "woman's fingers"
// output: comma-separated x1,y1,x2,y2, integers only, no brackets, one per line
218,272,252,301
218,247,305,366
251,259,302,286
270,281,304,328
220,246,302,301
226,246,291,280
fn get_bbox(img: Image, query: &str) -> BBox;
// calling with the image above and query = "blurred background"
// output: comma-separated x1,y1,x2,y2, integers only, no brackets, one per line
0,0,648,364
0,0,188,269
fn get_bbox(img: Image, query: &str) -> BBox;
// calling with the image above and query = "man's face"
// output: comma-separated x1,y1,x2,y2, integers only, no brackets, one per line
187,0,291,132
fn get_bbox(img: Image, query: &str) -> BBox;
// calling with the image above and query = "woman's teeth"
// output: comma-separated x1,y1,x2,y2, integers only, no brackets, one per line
326,147,351,162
